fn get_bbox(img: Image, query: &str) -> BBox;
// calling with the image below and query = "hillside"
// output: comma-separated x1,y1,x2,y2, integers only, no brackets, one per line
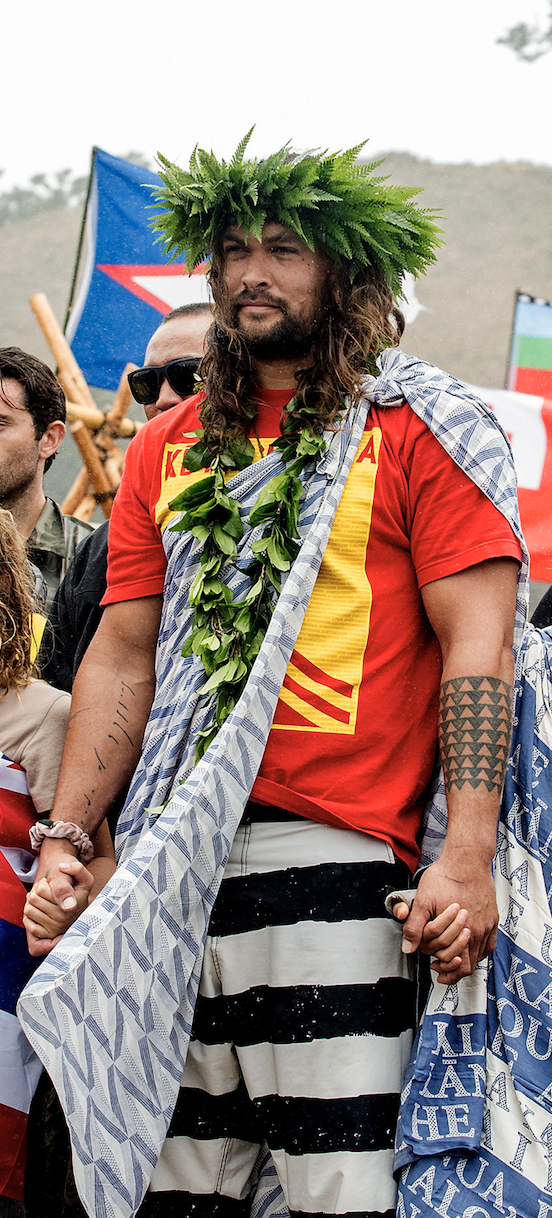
1,154,552,505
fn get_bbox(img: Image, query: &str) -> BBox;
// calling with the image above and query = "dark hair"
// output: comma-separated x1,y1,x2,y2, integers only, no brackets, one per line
199,245,404,444
0,347,66,473
0,509,38,692
162,302,213,324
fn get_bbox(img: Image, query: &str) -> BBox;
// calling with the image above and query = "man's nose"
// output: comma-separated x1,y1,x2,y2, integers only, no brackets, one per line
155,376,182,411
241,250,272,290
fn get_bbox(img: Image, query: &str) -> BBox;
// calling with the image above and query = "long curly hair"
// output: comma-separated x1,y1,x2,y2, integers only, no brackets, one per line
198,246,405,444
0,509,38,693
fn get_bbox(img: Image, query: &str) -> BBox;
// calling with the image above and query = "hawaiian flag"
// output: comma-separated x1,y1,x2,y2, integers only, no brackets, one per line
65,148,210,391
507,292,552,398
0,755,42,1202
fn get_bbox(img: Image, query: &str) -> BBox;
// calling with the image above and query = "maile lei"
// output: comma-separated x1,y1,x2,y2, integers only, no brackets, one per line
168,392,328,761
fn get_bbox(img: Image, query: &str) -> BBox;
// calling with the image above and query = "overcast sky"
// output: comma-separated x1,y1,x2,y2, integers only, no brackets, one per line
2,0,551,188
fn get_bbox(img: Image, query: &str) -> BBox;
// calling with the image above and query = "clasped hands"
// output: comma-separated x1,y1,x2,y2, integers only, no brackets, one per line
394,858,499,985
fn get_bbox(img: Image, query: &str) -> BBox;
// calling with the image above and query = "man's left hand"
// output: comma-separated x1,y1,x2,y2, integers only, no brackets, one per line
400,856,498,984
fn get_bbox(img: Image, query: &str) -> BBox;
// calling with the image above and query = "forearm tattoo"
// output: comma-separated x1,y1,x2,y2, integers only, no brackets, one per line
439,676,512,793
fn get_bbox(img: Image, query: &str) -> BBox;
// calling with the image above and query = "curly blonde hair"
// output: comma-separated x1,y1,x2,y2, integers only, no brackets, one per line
0,509,38,692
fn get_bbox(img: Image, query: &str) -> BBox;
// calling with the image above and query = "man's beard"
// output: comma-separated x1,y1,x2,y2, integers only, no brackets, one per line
228,292,319,360
0,460,39,506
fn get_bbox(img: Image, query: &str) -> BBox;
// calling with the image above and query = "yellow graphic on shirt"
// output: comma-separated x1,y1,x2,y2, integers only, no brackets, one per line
155,437,268,532
273,427,382,734
30,613,47,664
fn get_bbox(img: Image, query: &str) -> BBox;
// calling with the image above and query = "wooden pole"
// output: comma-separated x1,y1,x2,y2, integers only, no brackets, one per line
29,294,142,436
61,466,90,516
91,361,138,490
29,292,142,519
64,397,142,438
104,363,137,433
71,494,97,522
69,420,114,520
30,293,98,412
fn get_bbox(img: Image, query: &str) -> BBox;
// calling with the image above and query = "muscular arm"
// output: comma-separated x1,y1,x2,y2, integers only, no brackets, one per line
34,596,162,920
401,557,518,983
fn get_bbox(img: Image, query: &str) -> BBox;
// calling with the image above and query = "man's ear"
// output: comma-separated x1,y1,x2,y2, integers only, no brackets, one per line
38,420,66,462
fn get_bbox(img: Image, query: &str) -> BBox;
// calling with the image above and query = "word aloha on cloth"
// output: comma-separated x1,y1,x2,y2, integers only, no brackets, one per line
18,349,539,1218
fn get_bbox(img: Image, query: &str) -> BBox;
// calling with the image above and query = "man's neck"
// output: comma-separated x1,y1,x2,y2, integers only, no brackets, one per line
252,355,311,392
3,484,47,542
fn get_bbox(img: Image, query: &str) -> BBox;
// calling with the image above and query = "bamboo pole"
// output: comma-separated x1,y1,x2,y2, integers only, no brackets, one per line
30,292,142,519
30,294,141,436
71,494,97,522
104,363,137,433
30,293,98,412
103,453,123,490
61,466,91,516
64,396,142,438
93,363,139,487
69,420,113,520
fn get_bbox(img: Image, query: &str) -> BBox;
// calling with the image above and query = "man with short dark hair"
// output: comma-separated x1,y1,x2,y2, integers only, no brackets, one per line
0,347,92,609
23,138,524,1218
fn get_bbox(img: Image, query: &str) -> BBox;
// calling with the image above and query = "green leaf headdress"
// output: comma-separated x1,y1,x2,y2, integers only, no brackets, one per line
151,128,443,297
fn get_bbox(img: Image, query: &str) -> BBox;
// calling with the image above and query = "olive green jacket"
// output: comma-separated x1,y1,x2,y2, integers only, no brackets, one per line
28,497,94,611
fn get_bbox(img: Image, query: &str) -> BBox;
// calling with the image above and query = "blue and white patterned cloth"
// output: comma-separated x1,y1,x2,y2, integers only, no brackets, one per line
396,624,552,1218
18,349,532,1218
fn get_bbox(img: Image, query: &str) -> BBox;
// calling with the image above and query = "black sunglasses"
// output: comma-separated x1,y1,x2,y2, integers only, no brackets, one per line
127,358,201,407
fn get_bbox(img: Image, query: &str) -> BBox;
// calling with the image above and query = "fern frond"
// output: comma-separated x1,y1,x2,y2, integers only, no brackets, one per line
150,130,443,286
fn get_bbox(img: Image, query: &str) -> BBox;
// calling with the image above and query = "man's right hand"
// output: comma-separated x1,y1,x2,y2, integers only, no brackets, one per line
28,597,161,934
24,855,94,956
31,836,80,911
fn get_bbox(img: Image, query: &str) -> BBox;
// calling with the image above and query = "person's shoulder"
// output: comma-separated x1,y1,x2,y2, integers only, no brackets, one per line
375,398,428,443
122,395,204,488
0,680,70,732
73,518,109,561
61,512,94,544
22,678,70,711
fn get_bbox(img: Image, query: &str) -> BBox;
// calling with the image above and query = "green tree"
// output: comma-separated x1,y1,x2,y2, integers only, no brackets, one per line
0,152,151,228
498,4,552,61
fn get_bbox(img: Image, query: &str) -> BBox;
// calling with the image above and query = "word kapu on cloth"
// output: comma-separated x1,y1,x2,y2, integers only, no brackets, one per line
18,349,527,1218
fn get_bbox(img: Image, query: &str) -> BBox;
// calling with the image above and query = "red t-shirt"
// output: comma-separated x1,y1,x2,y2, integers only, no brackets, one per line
105,389,521,869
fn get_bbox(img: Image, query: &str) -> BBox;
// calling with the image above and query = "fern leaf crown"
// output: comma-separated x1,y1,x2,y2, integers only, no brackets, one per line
151,130,443,295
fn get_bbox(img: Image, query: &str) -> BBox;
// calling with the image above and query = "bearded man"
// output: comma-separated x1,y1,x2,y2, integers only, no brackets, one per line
20,137,524,1218
0,348,93,609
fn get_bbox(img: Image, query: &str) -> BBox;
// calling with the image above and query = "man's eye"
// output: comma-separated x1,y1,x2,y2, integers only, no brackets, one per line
273,245,297,255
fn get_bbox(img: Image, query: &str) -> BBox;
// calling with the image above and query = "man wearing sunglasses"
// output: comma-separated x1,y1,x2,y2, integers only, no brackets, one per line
128,302,213,421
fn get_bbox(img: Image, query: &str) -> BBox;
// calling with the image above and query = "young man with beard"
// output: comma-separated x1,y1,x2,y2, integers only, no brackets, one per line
26,139,523,1218
0,348,92,609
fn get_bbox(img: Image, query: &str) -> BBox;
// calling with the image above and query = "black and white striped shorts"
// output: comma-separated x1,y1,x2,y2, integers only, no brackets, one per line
140,812,416,1218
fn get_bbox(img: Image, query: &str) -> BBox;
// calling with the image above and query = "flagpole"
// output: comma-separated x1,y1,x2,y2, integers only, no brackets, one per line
64,146,98,333
504,289,522,390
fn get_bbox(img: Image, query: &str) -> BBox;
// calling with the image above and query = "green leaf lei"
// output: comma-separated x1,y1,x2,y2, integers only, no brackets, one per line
169,393,328,761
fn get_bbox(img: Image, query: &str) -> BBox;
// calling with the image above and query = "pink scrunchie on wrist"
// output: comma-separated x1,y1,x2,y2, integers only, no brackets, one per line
29,820,94,864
